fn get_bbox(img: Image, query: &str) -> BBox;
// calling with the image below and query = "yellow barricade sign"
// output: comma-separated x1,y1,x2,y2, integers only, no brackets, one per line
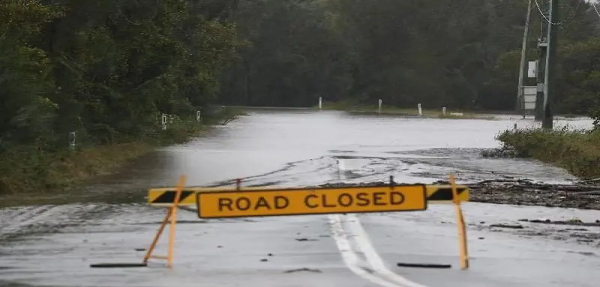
426,185,469,202
195,185,427,218
113,174,472,270
147,184,469,207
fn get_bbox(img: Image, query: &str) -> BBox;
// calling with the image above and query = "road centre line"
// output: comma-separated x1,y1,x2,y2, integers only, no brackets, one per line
329,214,405,287
345,214,428,287
329,214,429,287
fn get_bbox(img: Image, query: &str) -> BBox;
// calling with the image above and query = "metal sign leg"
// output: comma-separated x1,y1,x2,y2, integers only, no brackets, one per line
142,175,186,268
450,173,469,270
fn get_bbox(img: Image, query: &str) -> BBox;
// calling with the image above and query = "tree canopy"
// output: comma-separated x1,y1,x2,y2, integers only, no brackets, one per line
1,0,241,151
219,0,600,113
3,0,600,153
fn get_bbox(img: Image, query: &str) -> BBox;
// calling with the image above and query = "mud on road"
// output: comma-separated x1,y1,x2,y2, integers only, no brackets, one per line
466,179,600,247
467,179,600,210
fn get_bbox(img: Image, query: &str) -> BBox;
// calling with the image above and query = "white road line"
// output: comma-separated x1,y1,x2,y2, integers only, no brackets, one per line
345,214,428,287
329,214,403,287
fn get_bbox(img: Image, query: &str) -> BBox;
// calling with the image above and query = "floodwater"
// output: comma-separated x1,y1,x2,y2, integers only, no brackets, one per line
24,109,593,206
122,110,594,187
1,109,599,287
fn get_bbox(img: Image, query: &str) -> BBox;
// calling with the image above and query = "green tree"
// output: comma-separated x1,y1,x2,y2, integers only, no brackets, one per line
0,1,61,151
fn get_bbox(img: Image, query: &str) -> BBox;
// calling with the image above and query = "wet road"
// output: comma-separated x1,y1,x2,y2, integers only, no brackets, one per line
1,110,599,287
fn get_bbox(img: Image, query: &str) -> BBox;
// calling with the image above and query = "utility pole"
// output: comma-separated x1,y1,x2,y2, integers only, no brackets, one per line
535,1,548,121
542,0,558,129
517,0,532,118
535,41,546,121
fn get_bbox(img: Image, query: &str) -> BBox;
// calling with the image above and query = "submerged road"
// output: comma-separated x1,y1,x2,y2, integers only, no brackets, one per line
1,110,599,287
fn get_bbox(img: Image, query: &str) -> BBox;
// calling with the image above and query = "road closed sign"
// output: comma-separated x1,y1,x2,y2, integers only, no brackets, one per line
195,185,427,218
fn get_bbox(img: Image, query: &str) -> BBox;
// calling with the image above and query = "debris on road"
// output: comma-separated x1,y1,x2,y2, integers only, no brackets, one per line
295,238,317,242
467,179,600,210
481,147,517,158
518,218,600,227
567,251,596,256
284,268,322,273
396,262,452,269
90,263,148,268
490,224,524,229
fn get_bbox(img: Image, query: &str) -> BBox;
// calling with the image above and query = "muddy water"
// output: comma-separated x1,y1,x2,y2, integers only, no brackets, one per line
89,110,591,195
1,109,595,220
1,109,599,287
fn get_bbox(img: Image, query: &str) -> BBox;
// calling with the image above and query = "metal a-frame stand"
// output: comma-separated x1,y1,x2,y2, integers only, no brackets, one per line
143,175,186,268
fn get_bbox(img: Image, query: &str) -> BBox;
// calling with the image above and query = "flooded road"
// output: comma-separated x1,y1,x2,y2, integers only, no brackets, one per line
68,110,593,194
1,110,599,287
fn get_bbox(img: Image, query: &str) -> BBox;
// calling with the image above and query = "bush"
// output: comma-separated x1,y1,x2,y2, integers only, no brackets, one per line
497,127,600,178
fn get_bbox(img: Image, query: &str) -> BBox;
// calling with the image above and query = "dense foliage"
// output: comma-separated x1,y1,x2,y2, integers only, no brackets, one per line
0,0,241,152
219,0,600,114
3,0,600,152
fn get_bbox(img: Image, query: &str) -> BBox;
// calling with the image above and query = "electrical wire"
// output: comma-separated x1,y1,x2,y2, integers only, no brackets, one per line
533,0,583,26
590,0,600,19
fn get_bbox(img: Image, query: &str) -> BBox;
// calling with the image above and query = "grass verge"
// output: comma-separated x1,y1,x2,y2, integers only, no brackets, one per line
0,142,154,196
0,107,243,196
318,101,494,119
496,127,600,178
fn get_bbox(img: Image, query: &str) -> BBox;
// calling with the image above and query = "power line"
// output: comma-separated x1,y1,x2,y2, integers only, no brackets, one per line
533,0,583,25
590,0,600,18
